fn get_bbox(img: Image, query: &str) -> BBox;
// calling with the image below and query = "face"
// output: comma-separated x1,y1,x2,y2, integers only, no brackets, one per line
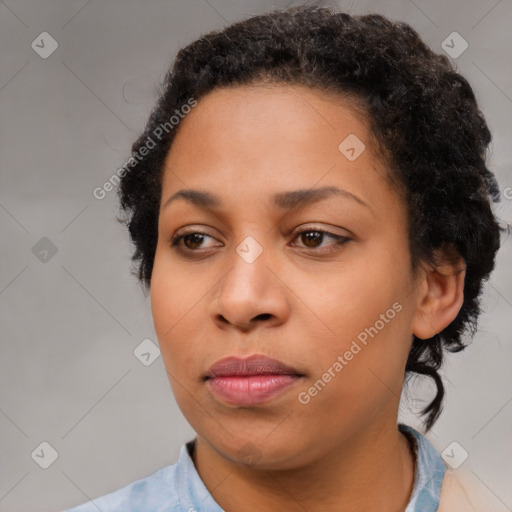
150,84,421,469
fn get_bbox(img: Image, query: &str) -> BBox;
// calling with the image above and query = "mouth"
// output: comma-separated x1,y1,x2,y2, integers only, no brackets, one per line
204,354,304,406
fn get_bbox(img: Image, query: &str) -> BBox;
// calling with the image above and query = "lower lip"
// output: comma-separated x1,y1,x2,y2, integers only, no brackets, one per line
206,375,300,406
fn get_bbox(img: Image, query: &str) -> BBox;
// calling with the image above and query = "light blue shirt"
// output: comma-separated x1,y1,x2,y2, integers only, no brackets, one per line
65,424,446,512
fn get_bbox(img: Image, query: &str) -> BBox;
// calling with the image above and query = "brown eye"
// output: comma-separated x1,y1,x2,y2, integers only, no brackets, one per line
300,230,324,248
169,227,350,258
171,231,219,253
291,229,350,252
181,233,206,250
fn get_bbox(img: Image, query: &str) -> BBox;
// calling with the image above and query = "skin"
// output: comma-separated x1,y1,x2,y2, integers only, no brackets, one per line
150,83,465,512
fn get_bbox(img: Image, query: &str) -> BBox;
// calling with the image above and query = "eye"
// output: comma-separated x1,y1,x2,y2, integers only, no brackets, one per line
170,231,220,252
169,227,351,257
290,228,351,253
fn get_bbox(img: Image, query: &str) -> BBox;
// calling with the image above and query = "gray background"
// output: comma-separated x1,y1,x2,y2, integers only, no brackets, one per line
0,0,511,510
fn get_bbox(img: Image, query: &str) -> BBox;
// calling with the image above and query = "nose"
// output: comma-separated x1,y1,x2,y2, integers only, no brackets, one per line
208,244,290,332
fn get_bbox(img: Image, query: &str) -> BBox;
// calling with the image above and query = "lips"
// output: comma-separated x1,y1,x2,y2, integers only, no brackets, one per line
205,355,303,406
206,355,301,379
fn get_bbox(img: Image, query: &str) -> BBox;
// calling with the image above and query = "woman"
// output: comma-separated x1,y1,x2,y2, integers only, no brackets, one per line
66,5,502,511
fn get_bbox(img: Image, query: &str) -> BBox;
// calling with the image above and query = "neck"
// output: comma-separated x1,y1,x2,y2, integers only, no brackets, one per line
192,422,415,512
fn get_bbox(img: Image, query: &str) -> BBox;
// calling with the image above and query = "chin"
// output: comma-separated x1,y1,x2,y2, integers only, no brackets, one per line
204,430,315,471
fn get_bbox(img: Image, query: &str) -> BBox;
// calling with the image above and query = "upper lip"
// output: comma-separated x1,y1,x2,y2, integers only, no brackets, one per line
205,354,302,379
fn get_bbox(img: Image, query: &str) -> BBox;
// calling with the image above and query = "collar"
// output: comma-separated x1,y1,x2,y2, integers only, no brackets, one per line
174,425,446,512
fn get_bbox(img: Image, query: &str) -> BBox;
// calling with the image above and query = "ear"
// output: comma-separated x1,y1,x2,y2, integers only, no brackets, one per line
411,247,466,340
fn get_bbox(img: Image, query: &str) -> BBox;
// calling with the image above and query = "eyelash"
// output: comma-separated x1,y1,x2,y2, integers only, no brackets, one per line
169,228,351,257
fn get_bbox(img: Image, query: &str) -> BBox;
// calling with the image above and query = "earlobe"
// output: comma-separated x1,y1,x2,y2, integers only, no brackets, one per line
411,252,466,340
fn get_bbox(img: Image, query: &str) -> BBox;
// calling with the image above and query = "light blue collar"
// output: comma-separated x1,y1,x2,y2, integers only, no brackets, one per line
174,440,223,512
400,424,447,511
176,424,446,511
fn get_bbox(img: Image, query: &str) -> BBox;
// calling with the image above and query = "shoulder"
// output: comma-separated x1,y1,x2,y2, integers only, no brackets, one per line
437,469,476,512
64,460,181,512
437,469,504,512
64,439,223,512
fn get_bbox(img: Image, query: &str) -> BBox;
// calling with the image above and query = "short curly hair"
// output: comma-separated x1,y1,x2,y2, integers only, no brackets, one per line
117,5,502,431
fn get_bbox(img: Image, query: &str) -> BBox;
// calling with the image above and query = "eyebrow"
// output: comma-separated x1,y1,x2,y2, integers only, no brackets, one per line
163,185,372,213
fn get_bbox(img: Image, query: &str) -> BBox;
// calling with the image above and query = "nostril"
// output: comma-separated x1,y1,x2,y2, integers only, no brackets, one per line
255,313,272,321
217,314,229,324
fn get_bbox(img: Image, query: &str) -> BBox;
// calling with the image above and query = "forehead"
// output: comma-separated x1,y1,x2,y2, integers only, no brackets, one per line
167,83,371,154
161,84,391,209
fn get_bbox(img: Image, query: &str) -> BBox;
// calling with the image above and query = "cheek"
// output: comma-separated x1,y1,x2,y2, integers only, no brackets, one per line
295,310,410,437
150,241,212,332
150,252,205,370
300,252,413,405
150,267,206,419
309,255,406,345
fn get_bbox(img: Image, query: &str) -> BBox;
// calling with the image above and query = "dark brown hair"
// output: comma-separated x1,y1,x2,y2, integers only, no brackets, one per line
117,5,502,430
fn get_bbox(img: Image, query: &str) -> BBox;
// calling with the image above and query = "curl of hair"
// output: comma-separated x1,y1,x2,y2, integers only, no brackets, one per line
117,6,503,430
